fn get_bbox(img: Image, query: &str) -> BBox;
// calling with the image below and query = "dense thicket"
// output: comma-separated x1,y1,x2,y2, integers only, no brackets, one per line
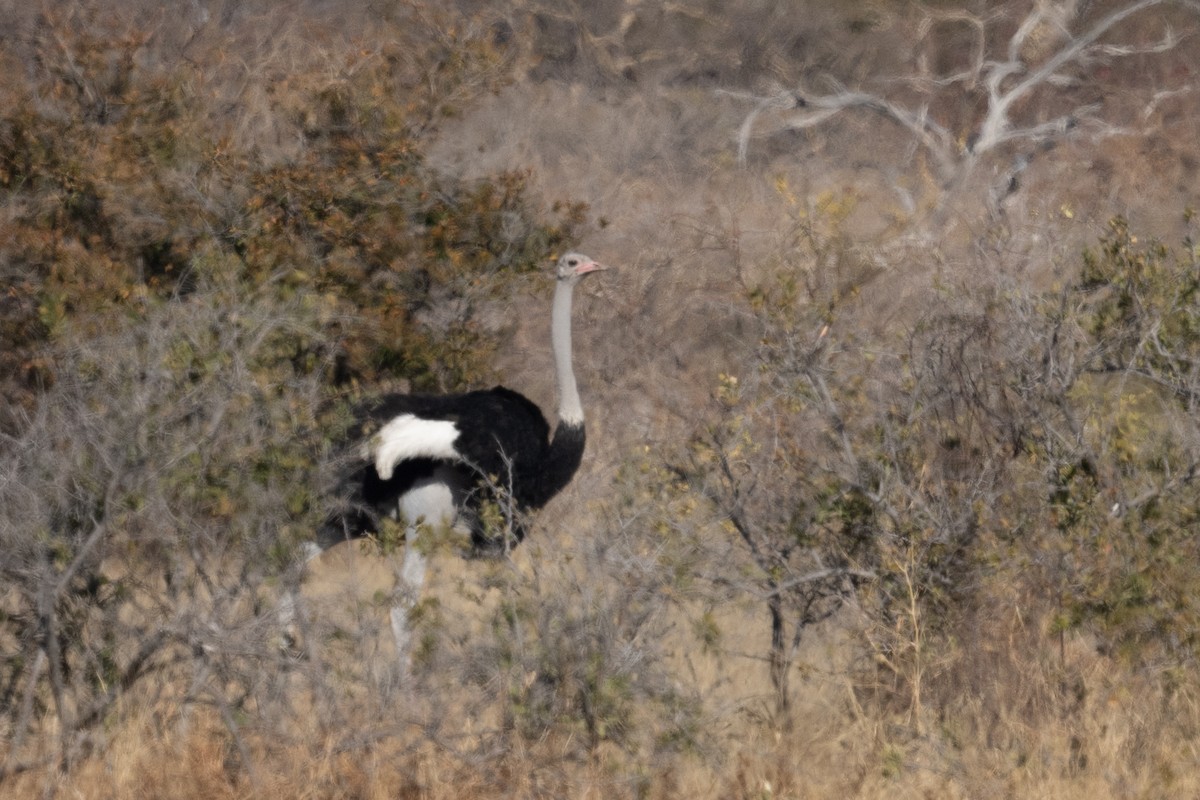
0,0,585,779
0,1,584,421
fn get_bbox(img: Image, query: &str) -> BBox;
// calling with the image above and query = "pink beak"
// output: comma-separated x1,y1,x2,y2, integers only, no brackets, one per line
575,259,608,275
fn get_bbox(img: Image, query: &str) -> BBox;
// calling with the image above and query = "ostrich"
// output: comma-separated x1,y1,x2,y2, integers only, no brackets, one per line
316,252,609,663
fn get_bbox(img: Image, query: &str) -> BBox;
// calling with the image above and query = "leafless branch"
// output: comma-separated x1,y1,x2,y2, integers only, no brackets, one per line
728,0,1196,195
757,567,877,599
974,0,1171,153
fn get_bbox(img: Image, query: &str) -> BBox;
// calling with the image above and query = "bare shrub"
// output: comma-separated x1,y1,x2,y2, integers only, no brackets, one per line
0,278,335,777
730,1,1200,222
394,486,708,795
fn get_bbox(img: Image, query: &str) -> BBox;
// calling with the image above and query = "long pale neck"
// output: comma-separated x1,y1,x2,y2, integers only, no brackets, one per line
551,278,583,427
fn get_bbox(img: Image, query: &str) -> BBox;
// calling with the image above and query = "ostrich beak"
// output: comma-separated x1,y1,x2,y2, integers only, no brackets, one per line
576,259,609,275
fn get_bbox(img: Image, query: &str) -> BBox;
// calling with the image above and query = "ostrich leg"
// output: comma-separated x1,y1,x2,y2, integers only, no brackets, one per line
390,468,461,671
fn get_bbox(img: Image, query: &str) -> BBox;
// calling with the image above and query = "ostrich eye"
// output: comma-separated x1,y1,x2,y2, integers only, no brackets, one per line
568,259,578,267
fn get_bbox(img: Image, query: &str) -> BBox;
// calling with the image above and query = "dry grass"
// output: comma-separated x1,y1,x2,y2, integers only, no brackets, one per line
9,565,1200,799
17,621,1200,800
5,0,1200,797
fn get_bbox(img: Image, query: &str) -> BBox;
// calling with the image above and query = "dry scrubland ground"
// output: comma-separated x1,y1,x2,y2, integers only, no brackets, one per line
3,0,1200,797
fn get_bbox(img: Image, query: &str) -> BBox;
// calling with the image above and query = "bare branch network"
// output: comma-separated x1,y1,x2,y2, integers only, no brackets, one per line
729,0,1199,184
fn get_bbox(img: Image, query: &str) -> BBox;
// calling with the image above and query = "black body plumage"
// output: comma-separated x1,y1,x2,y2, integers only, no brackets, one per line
325,386,586,552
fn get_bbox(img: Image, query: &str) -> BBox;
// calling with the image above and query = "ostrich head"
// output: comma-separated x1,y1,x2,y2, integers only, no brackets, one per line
556,252,607,283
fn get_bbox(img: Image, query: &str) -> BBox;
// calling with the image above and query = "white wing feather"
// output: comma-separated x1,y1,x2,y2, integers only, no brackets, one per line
365,414,462,480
